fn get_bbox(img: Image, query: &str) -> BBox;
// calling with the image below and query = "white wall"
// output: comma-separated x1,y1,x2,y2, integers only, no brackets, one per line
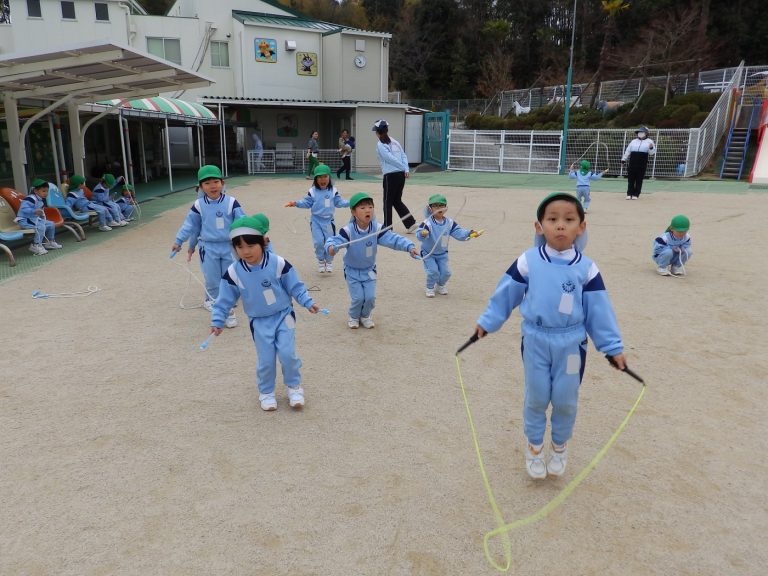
355,106,408,171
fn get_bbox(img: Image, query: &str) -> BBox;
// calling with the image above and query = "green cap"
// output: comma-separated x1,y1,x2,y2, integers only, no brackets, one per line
69,175,85,188
101,173,116,187
229,214,269,238
669,214,690,232
428,193,447,205
197,164,223,182
31,178,48,188
579,160,590,174
313,163,332,177
349,192,373,209
536,192,584,222
122,183,134,191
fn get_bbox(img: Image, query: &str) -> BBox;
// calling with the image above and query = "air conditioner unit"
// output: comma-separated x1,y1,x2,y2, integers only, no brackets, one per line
285,40,297,51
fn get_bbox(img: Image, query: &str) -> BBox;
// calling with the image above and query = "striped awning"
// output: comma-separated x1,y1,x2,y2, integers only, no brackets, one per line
95,96,218,123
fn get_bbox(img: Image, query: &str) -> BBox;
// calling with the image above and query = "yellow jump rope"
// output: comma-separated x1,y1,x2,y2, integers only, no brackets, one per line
454,336,646,571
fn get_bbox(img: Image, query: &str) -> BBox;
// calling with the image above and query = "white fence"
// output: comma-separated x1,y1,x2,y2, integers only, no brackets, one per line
247,149,354,175
450,63,747,177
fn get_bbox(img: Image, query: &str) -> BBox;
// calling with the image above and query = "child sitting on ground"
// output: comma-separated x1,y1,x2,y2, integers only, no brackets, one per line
473,192,627,480
171,165,245,328
65,174,113,232
325,192,418,329
416,193,482,297
16,179,63,255
210,214,320,411
115,183,136,222
91,173,128,227
284,163,349,273
568,160,607,213
652,214,692,276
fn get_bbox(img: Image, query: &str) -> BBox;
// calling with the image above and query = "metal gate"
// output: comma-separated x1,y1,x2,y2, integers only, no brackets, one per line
422,112,449,169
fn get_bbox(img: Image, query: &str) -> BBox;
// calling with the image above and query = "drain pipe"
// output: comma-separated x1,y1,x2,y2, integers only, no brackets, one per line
117,2,135,45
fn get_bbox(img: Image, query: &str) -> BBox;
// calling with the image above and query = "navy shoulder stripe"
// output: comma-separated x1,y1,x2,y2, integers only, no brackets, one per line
340,228,350,241
191,204,200,214
505,260,526,283
281,260,293,274
655,236,667,246
584,272,606,292
223,270,236,286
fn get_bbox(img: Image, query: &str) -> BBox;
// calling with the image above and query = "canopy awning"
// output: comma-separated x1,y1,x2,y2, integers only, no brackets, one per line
91,97,219,124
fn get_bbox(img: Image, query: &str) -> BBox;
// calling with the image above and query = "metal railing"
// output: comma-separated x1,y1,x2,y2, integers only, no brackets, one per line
247,149,354,175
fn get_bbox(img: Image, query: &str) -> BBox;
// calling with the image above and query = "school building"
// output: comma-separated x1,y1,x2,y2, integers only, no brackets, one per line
0,0,416,192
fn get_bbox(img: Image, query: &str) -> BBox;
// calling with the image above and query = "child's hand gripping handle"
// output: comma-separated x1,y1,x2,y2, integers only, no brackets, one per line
456,333,480,356
605,355,645,384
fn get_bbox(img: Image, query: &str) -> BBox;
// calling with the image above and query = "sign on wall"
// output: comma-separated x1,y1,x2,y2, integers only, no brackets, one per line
277,114,298,137
255,38,277,63
296,52,318,76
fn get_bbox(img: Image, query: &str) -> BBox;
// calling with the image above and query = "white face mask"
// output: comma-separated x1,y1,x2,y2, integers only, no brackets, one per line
637,132,647,139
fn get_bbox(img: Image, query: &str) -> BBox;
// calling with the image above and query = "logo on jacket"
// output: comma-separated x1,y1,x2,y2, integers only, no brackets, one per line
216,210,224,217
261,280,272,288
562,280,576,294
365,241,373,247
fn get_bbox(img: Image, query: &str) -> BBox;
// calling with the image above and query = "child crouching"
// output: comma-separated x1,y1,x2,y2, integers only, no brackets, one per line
652,215,692,276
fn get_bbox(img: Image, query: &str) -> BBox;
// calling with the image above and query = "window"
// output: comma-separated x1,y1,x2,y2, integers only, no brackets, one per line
60,1,75,19
26,0,41,18
94,2,109,21
147,37,182,65
210,41,229,68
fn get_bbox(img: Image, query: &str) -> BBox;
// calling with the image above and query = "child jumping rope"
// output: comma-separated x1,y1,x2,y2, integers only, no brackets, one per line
284,163,349,273
210,214,320,411
473,192,627,480
171,165,245,327
568,160,607,212
416,193,482,297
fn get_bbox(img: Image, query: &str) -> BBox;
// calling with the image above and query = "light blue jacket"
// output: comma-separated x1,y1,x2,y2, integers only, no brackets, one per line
417,215,472,257
295,185,349,222
325,217,414,270
376,138,409,175
568,170,603,187
15,192,45,223
174,193,245,251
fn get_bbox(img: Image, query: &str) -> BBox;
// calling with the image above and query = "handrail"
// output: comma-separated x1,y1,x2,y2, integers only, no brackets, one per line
737,96,761,179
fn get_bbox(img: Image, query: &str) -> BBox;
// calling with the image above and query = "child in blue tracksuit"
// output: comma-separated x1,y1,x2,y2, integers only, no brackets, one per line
210,214,320,412
474,192,627,480
568,160,607,212
65,174,113,231
16,179,62,255
91,173,127,226
115,184,136,221
416,193,482,297
171,164,245,328
652,214,692,276
285,163,349,273
325,192,418,329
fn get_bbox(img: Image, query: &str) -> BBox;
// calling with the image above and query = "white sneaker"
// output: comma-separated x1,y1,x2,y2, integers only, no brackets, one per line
625,196,631,200
287,387,305,409
43,240,63,249
225,314,238,328
259,393,277,411
98,225,112,231
318,261,326,273
28,243,48,255
325,261,333,273
119,220,129,226
360,315,375,329
437,284,448,295
203,299,214,312
671,265,685,276
547,443,568,477
656,266,671,276
631,196,638,200
425,287,435,298
107,221,120,227
347,317,360,329
525,443,547,479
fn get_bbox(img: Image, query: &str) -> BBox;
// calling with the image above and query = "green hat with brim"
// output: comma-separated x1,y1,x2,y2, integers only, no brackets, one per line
669,214,690,232
349,192,373,209
101,173,116,187
198,164,223,182
428,193,447,205
122,183,134,191
69,175,85,188
536,192,584,222
313,163,332,177
31,178,48,188
230,213,269,238
579,160,590,174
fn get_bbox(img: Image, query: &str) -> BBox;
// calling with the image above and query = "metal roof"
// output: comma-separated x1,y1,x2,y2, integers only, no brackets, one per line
232,10,391,38
89,96,219,124
0,40,214,104
198,95,408,109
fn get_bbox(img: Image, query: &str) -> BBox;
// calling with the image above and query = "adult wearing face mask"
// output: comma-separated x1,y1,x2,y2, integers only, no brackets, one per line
621,126,656,199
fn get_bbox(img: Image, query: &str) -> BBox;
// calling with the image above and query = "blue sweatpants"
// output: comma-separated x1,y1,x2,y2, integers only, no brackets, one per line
310,218,336,263
576,185,591,210
422,252,451,289
521,322,587,446
344,265,376,320
19,217,55,244
199,240,234,301
653,246,692,268
250,309,302,394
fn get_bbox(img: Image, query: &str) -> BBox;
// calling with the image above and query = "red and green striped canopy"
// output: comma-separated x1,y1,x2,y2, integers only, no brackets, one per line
97,97,217,120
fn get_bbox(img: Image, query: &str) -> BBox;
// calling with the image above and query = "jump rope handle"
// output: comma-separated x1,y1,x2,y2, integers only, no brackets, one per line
169,250,178,259
320,308,330,315
605,354,645,384
199,333,215,351
456,333,480,356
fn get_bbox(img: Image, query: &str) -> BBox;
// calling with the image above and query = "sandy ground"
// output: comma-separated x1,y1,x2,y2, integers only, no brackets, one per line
1,177,767,576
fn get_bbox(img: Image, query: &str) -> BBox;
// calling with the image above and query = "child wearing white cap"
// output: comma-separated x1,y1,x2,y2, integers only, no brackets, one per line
210,214,320,411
